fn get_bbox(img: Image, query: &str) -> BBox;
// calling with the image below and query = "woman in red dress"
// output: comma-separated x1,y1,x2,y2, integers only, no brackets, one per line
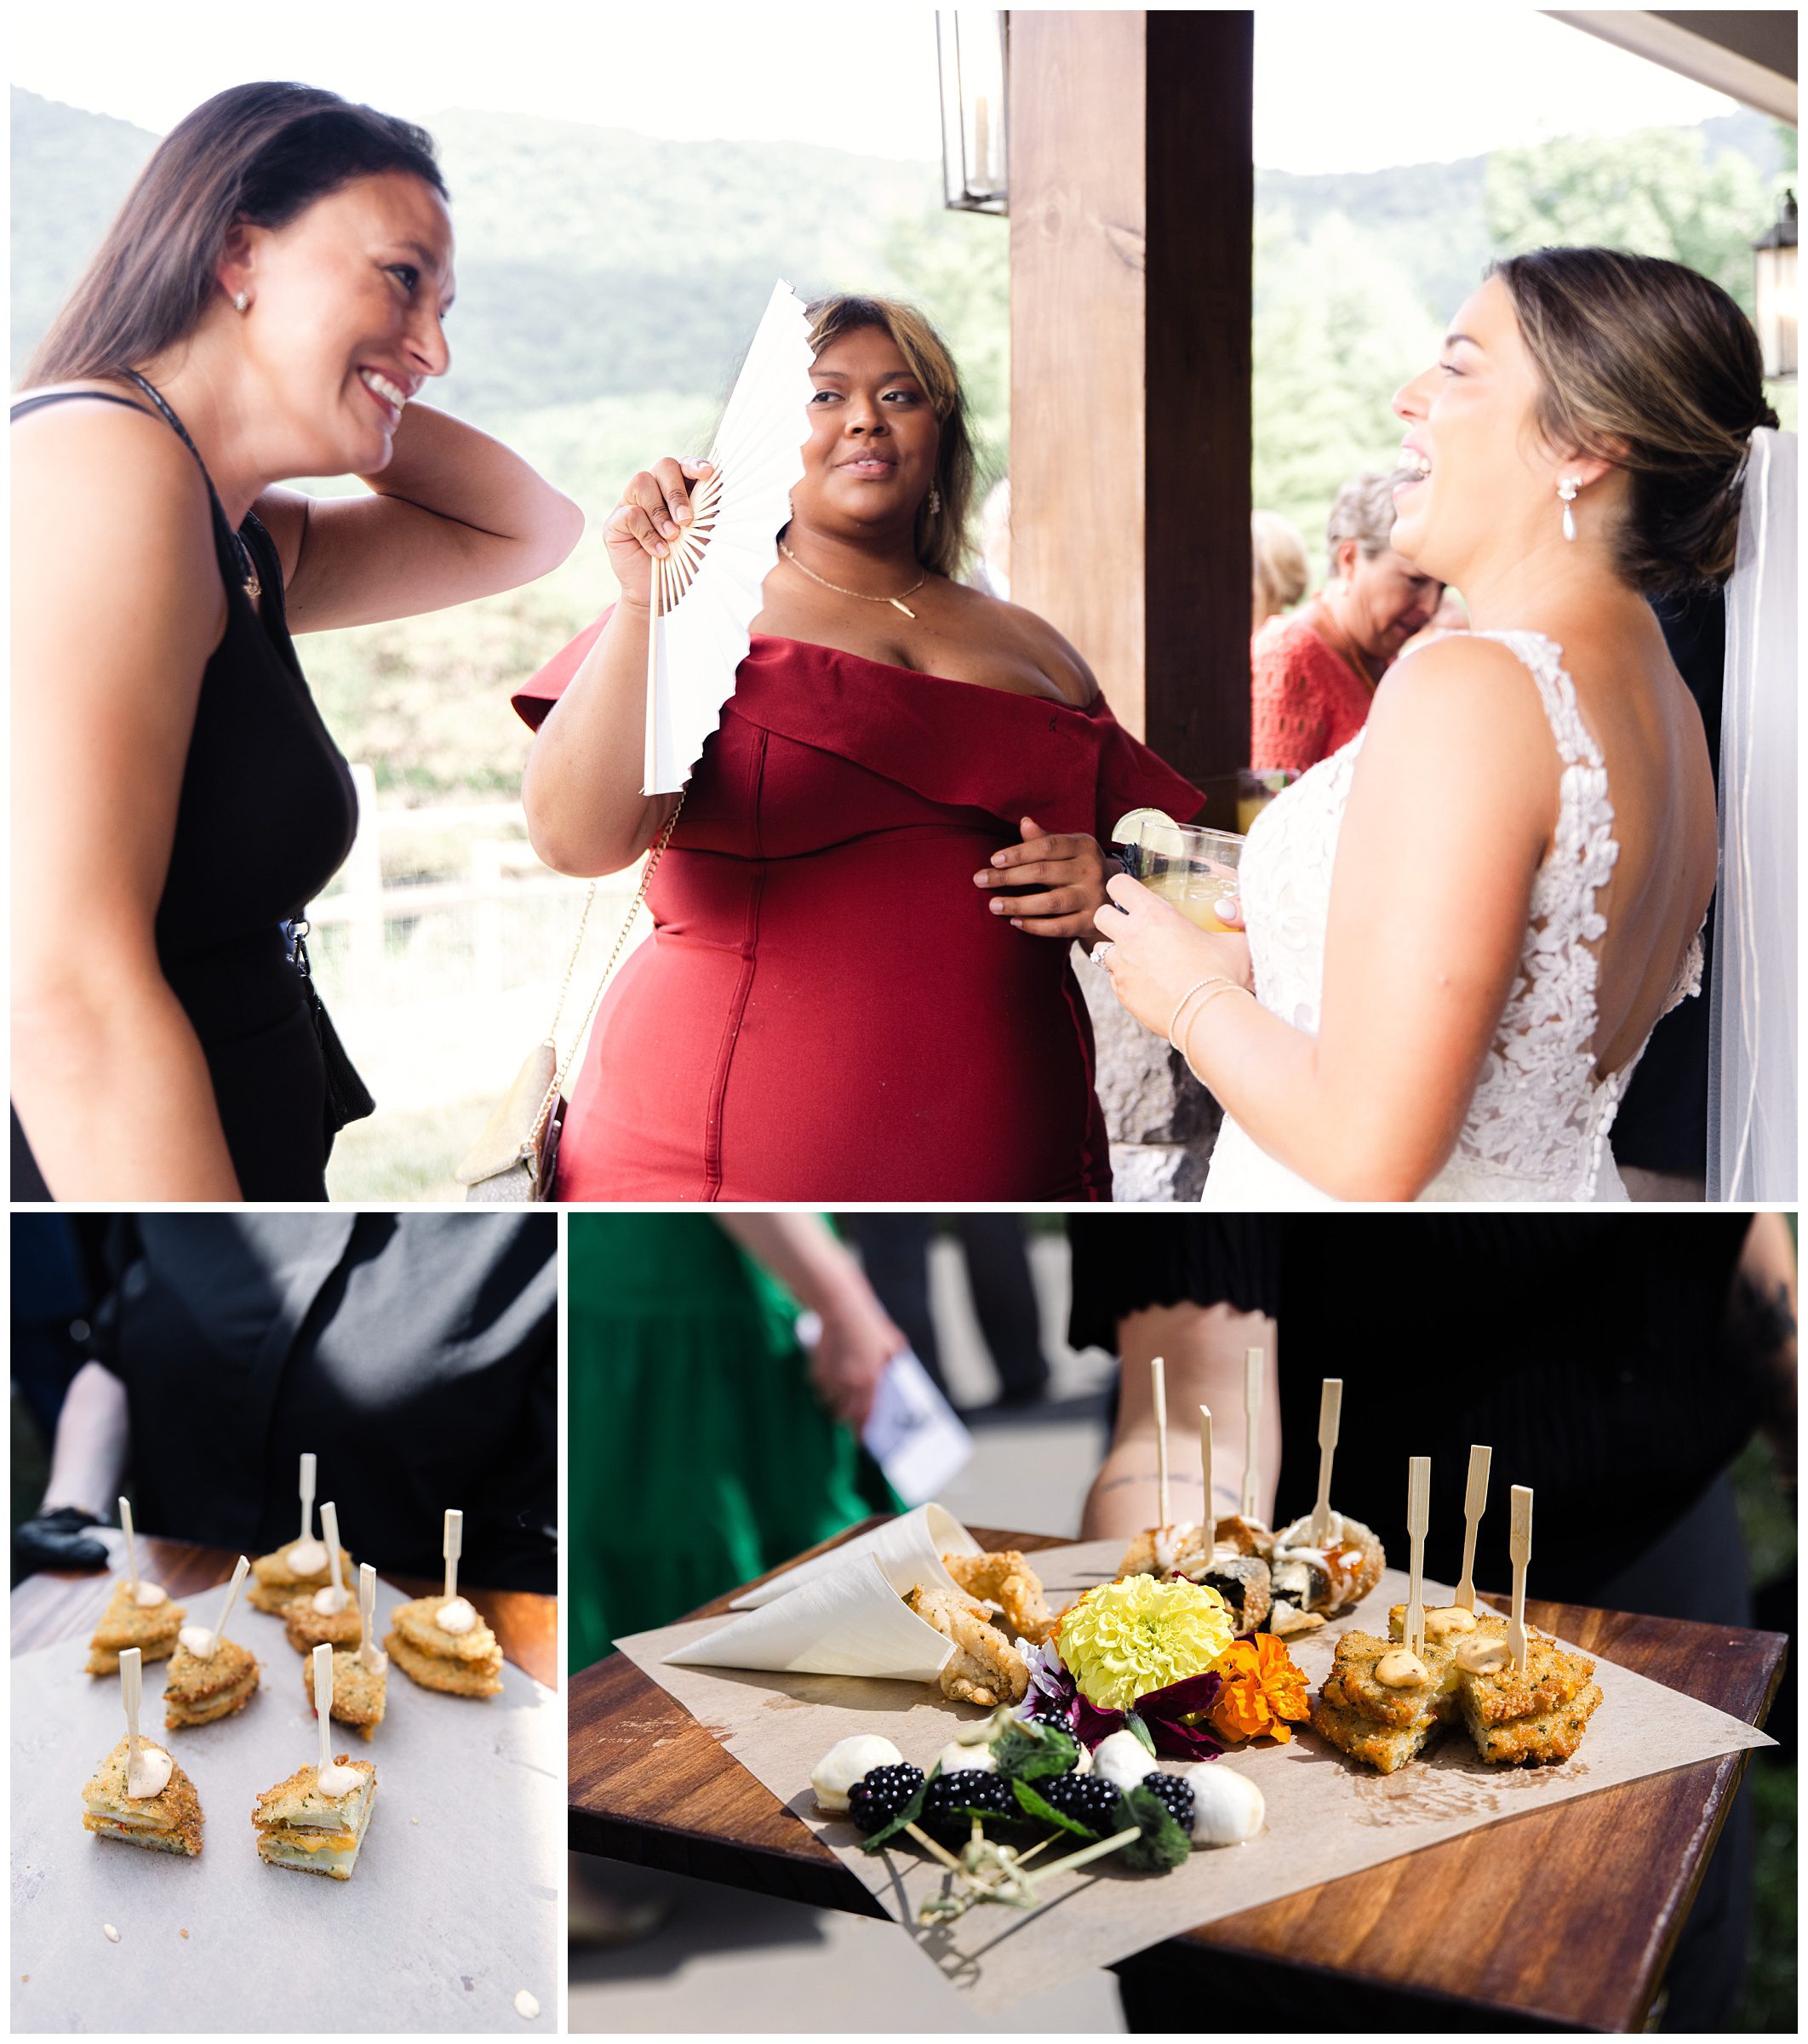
1250,468,1444,773
514,296,1200,1200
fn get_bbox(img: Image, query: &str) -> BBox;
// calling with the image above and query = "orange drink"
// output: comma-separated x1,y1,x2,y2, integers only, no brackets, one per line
1111,815,1244,933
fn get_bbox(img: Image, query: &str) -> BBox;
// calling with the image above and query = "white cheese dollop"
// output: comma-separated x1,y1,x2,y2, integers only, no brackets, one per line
810,1734,904,1812
1176,1761,1265,1846
933,1741,998,1776
1090,1729,1155,1794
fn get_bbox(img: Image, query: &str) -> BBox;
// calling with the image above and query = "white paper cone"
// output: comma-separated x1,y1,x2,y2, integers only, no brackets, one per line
729,1503,981,1609
664,1556,953,1680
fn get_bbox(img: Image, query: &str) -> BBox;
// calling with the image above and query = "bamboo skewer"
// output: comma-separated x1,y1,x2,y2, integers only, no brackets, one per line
1404,1457,1430,1658
1151,1356,1170,1532
1199,1405,1214,1538
1508,1485,1534,1673
1240,1348,1264,1521
1454,1445,1492,1614
1309,1377,1343,1545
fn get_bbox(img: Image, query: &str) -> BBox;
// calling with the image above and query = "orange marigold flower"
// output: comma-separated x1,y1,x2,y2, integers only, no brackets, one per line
1207,1633,1310,1744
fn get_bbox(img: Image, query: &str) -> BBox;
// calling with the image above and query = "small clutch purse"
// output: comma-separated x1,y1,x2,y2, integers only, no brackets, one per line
454,802,682,1205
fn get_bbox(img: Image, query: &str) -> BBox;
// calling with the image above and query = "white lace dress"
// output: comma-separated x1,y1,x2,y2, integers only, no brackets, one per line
1202,630,1703,1205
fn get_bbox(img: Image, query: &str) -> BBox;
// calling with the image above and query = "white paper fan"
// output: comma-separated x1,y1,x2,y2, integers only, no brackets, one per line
644,278,815,793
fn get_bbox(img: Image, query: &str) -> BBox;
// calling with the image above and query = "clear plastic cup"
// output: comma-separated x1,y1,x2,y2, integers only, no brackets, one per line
1112,816,1244,933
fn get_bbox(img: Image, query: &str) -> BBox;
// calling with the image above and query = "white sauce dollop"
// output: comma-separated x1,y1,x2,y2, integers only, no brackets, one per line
287,1538,329,1577
102,1923,121,1944
125,1743,173,1800
312,1583,350,1616
513,1990,541,2021
131,1583,168,1609
317,1760,363,1798
436,1597,478,1635
177,1624,216,1660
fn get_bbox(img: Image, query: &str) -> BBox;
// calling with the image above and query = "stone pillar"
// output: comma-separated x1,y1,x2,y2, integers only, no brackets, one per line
1075,946,1222,1199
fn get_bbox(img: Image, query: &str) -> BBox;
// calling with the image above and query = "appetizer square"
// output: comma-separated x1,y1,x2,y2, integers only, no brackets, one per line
253,1758,377,1879
385,1595,503,1698
1307,1691,1444,1775
163,1636,260,1729
283,1596,364,1654
1465,1680,1605,1766
81,1737,203,1856
303,1647,387,1739
84,1580,186,1675
248,1543,356,1614
1387,1603,1511,1648
1320,1630,1456,1729
1454,1633,1594,1727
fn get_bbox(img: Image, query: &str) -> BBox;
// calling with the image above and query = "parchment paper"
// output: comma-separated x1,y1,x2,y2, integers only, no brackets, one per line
12,1571,559,2034
615,1539,1773,2015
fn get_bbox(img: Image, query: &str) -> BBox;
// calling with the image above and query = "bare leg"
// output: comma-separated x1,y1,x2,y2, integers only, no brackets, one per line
1079,1303,1281,1538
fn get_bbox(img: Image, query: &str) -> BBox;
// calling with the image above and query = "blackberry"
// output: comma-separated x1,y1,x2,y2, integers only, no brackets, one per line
1036,1772,1122,1835
917,1769,1016,1840
1141,1772,1196,1833
847,1762,924,1835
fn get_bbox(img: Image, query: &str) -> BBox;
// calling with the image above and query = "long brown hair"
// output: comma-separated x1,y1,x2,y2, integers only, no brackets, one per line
1491,247,1778,595
804,294,977,580
26,83,445,389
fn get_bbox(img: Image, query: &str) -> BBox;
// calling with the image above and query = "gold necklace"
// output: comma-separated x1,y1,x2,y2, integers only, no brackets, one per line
780,539,929,620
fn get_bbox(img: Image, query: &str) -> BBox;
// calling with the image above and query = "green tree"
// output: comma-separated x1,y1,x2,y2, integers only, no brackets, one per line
880,203,1011,482
1485,125,1768,314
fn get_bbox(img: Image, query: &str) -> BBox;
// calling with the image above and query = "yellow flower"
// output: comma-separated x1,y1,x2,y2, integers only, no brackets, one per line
1055,1576,1235,1713
1208,1633,1310,1743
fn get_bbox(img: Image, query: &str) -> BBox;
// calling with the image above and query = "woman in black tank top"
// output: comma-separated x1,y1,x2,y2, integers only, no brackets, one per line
11,85,582,1200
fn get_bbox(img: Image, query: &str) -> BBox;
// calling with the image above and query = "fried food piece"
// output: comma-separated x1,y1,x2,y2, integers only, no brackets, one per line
1210,1514,1274,1559
1387,1603,1509,1648
390,1595,502,1664
1465,1680,1604,1766
248,1543,356,1614
283,1595,364,1653
1308,1691,1445,1774
81,1737,204,1855
1118,1524,1273,1632
303,1647,388,1739
384,1629,502,1698
163,1637,260,1728
941,1549,1058,1646
253,1757,376,1879
1269,1511,1386,1616
1320,1630,1456,1729
906,1583,1029,1707
84,1579,186,1675
1452,1632,1594,1727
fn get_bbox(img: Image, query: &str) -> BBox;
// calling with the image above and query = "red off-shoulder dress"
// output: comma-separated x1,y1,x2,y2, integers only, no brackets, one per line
513,620,1202,1201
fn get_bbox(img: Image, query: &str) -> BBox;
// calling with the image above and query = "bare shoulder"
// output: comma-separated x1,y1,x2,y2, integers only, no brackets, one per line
13,381,210,524
944,581,1100,706
1367,632,1557,763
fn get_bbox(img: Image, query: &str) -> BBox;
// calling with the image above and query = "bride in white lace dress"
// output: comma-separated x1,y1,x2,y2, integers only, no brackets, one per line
1094,249,1777,1203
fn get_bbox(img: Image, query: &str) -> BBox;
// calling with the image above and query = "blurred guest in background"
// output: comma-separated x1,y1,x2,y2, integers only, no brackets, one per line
14,1213,556,1589
1398,584,1470,659
1250,468,1442,773
1250,507,1310,635
566,1212,901,1672
843,1212,1051,1411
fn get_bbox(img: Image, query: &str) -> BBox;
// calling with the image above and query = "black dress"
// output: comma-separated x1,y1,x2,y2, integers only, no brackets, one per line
10,388,360,1201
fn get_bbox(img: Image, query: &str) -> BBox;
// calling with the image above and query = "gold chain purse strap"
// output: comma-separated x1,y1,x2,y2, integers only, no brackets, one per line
528,795,684,1149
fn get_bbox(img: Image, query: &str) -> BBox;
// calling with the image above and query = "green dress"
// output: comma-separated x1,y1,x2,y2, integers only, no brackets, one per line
566,1213,897,1672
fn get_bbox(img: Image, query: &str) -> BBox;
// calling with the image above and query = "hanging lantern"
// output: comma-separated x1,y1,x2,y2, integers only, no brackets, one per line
1753,189,1797,382
936,12,1009,215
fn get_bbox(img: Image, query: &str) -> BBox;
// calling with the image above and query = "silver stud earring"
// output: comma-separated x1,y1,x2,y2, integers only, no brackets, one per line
233,290,249,314
928,484,941,516
1558,477,1580,541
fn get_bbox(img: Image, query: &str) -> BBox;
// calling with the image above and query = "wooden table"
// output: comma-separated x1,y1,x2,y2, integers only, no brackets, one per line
570,1520,1787,2033
13,1540,557,1691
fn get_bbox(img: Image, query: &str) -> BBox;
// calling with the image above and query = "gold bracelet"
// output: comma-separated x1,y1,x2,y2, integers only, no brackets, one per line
1177,979,1253,1082
1167,975,1239,1048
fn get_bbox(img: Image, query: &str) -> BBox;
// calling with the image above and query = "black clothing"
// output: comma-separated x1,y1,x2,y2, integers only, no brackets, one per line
89,1215,557,1591
1614,587,1724,1177
1067,1213,1757,1608
9,387,360,1201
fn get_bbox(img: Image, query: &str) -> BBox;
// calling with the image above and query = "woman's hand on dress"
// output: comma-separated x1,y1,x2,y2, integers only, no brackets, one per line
1091,872,1253,1038
604,455,714,609
974,816,1115,940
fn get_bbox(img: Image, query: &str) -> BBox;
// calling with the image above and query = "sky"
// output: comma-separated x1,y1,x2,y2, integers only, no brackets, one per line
9,2,1739,171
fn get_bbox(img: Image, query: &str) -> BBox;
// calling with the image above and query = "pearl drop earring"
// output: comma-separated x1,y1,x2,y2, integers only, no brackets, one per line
234,291,249,314
928,484,941,516
1558,477,1580,542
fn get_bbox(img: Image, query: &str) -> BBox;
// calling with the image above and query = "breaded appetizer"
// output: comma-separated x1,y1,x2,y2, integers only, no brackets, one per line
1320,1629,1458,1730
248,1541,356,1615
283,1594,364,1654
253,1756,376,1879
303,1646,387,1740
1307,1692,1444,1776
81,1736,203,1856
1464,1680,1605,1766
1450,1630,1594,1727
905,1582,1028,1707
941,1549,1058,1645
385,1595,504,1698
1267,1510,1386,1621
163,1636,260,1729
1387,1602,1510,1649
1119,1520,1273,1633
84,1579,186,1675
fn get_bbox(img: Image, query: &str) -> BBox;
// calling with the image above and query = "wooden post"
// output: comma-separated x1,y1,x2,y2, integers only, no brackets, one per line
1010,10,1253,823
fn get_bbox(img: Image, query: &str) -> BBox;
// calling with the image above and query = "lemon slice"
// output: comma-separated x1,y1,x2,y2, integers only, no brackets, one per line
1111,806,1176,843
